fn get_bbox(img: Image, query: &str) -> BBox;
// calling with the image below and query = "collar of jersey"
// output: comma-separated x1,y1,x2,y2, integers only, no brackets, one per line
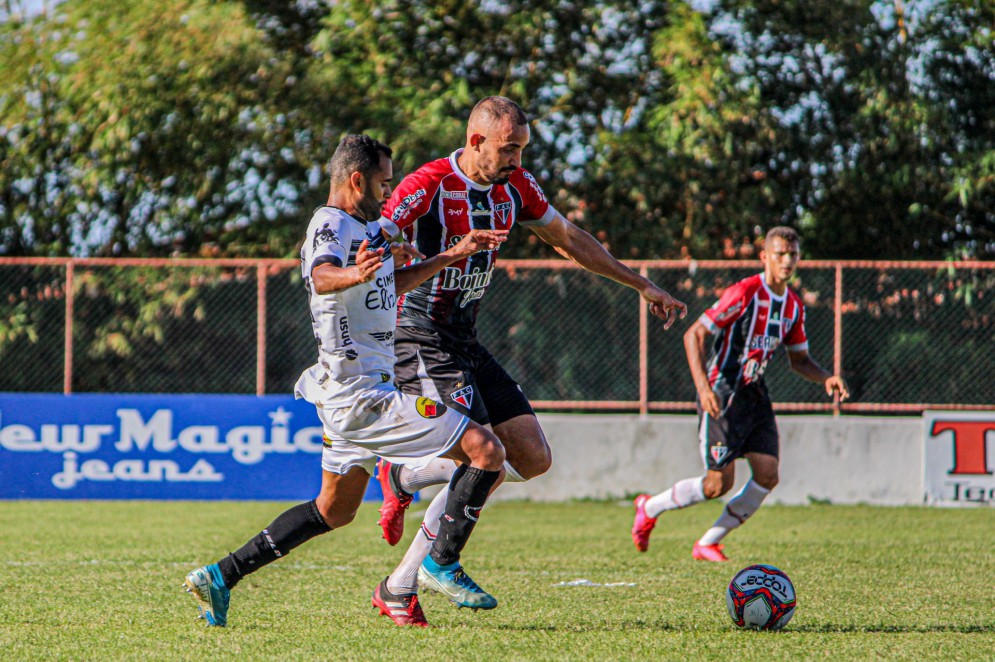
759,272,787,300
450,149,494,192
321,204,370,225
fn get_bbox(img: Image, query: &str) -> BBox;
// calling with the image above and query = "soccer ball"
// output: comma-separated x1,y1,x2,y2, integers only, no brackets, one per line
726,564,796,630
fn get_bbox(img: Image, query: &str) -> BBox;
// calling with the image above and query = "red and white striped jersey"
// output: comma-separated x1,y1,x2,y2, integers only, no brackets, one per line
379,149,556,336
699,273,809,400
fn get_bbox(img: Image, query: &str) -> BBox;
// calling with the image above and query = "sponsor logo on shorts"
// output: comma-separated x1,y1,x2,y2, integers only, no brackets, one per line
711,445,728,464
415,396,447,419
451,385,474,409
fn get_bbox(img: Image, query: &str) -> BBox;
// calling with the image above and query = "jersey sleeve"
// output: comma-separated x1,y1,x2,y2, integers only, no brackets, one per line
302,211,350,279
784,301,809,351
514,170,556,227
699,280,751,332
379,168,438,237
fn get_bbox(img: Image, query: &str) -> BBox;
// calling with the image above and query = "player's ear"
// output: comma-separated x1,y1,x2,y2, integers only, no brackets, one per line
469,133,484,149
349,170,365,194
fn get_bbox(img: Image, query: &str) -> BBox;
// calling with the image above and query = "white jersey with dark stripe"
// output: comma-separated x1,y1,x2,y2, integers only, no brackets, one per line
379,149,556,336
297,206,397,406
699,273,809,403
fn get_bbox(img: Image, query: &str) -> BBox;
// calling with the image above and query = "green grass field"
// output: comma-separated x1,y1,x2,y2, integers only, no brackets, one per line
2,499,993,660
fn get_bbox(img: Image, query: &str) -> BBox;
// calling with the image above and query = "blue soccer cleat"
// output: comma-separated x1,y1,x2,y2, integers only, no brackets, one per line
183,564,230,626
417,556,497,610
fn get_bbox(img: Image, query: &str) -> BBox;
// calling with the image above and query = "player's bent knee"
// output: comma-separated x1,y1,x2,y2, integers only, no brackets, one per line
516,443,552,480
755,475,778,491
460,427,506,471
316,502,359,529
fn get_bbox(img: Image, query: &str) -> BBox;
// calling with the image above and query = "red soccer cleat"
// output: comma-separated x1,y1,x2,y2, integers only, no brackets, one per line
377,458,413,546
692,541,729,562
631,494,658,552
372,578,429,627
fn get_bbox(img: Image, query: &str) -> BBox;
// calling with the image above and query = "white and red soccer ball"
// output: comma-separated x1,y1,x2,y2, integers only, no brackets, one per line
726,564,796,630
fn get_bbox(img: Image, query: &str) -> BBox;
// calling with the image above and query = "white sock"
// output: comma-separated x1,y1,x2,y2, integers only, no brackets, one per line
644,477,706,518
386,487,447,595
502,460,526,483
698,479,770,546
398,458,457,494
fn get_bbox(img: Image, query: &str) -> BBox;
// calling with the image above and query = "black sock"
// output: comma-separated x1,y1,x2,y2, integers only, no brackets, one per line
429,465,500,566
217,499,331,589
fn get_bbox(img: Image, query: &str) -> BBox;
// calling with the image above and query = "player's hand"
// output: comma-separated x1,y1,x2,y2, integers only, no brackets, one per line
353,239,384,284
642,284,688,331
391,240,425,267
445,229,509,260
699,388,722,419
825,375,850,401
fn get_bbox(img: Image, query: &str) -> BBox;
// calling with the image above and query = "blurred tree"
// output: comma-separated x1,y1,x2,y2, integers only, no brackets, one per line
704,0,995,259
0,0,328,258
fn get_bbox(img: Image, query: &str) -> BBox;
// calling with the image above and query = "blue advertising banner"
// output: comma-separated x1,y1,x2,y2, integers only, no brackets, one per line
0,394,384,501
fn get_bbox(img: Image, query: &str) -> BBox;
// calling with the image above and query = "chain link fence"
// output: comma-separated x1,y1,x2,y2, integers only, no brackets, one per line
1,258,992,411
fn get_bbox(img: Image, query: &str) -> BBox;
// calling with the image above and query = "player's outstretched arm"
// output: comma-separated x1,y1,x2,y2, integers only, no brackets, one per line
311,239,384,294
787,350,850,400
529,213,687,330
394,229,508,295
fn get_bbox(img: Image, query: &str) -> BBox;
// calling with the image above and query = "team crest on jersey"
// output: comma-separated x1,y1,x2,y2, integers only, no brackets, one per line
415,396,447,419
451,385,474,409
711,445,728,463
313,224,340,250
492,201,512,226
390,188,426,223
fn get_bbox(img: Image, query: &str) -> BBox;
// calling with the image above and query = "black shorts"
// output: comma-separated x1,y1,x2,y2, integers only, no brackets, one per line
393,325,534,427
698,383,778,471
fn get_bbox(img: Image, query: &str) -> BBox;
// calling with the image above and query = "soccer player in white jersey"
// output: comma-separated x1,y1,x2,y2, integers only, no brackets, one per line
183,134,509,628
631,226,849,561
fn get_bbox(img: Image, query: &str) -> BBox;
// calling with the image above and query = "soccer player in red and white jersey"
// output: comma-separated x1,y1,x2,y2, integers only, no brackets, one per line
631,226,849,561
336,96,687,625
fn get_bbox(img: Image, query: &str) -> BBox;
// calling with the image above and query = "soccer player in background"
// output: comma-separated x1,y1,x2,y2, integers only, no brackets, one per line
183,134,510,627
359,96,687,626
630,226,849,561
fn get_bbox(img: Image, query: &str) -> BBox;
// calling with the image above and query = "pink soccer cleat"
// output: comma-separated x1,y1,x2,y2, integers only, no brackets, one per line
631,494,658,552
692,541,729,562
377,459,413,546
371,578,429,628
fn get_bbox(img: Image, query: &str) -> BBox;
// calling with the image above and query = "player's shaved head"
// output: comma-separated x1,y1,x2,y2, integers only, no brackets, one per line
467,96,528,135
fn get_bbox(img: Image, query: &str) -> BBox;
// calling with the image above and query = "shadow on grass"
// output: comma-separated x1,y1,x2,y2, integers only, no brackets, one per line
789,624,995,634
490,622,995,634
493,621,684,633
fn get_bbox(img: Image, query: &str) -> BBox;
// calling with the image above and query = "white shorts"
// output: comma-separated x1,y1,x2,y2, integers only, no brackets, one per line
311,383,469,476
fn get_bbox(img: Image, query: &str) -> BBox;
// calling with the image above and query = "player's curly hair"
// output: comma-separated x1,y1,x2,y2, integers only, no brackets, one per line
328,134,392,187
